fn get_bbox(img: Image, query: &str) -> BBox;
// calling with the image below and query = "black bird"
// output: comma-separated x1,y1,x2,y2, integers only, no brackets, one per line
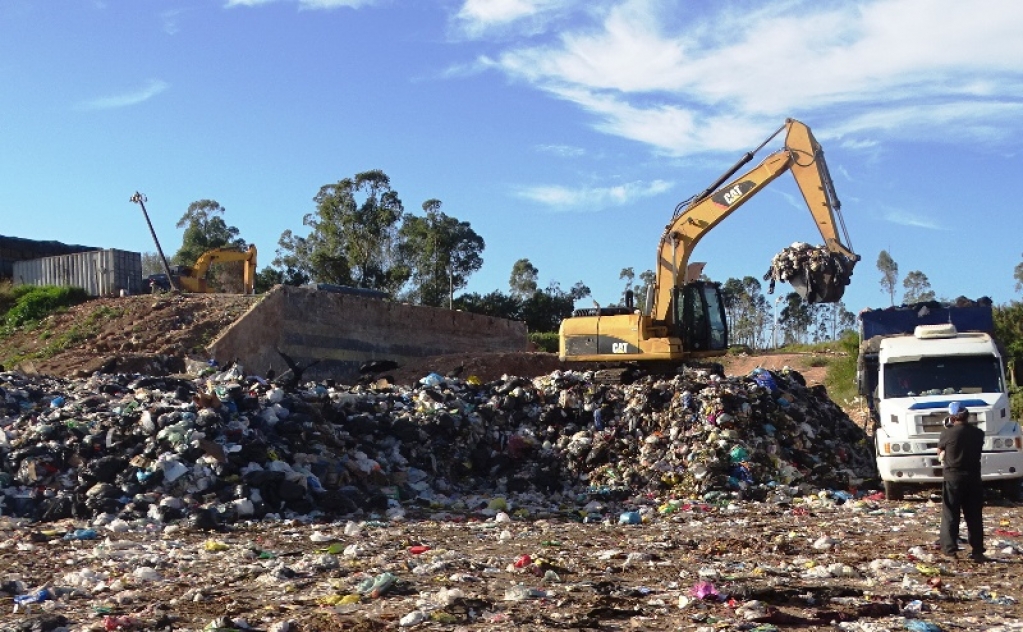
446,364,465,379
359,359,400,375
274,347,321,389
266,366,276,381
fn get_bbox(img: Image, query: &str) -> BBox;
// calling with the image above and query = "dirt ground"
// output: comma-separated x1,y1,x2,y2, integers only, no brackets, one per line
0,293,831,388
2,498,1022,631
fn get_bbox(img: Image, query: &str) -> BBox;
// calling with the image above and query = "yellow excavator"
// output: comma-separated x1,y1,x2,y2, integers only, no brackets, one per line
559,118,859,368
172,245,258,294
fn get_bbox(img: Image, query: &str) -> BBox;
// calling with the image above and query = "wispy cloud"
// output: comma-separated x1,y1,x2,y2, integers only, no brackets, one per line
77,80,169,110
536,144,585,157
471,0,1023,155
516,179,672,210
225,0,376,8
161,9,183,35
884,209,945,230
299,0,377,8
455,0,579,38
225,0,278,7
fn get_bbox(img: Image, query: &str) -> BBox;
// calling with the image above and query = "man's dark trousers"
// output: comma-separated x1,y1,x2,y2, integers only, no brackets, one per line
940,474,983,555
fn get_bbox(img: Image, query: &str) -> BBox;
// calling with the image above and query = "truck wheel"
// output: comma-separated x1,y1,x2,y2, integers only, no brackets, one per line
884,480,904,501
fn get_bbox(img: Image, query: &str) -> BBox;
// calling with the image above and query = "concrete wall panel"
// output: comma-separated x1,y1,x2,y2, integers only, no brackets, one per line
209,285,528,383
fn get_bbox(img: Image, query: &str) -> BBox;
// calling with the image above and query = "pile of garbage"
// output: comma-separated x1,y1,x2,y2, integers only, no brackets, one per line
0,363,876,525
763,241,847,296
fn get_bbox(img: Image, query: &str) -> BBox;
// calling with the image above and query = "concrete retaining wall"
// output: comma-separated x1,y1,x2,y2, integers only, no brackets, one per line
208,285,528,383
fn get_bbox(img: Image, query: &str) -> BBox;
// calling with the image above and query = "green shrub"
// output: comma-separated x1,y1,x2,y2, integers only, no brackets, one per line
808,355,829,367
1010,387,1023,423
824,330,859,407
529,332,559,353
2,286,90,329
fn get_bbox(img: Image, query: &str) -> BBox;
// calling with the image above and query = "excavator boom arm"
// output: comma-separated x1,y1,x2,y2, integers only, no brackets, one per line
653,118,856,321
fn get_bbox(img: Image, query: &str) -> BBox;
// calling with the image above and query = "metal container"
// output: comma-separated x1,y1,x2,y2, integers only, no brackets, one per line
12,249,143,296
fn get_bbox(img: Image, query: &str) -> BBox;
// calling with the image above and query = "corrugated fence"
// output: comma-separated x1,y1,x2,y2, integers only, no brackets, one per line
13,249,144,296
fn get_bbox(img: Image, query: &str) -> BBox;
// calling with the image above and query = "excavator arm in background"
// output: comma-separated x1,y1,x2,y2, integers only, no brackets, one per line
652,118,857,323
175,245,258,294
559,118,859,367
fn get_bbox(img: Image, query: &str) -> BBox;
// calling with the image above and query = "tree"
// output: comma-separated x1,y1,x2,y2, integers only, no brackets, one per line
253,265,309,294
520,281,577,333
994,302,1023,387
173,200,245,265
877,250,899,306
902,270,936,304
173,199,247,292
277,169,407,293
140,252,163,276
722,276,770,348
618,268,655,312
398,199,484,307
453,290,521,320
779,292,812,344
633,270,655,313
618,267,635,306
509,259,540,300
1014,253,1023,293
568,281,592,303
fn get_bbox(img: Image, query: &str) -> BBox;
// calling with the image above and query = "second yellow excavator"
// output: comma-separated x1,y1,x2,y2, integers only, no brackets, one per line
172,245,258,294
559,118,859,367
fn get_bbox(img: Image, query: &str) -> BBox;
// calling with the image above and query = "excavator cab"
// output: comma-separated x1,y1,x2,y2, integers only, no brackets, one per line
677,282,728,353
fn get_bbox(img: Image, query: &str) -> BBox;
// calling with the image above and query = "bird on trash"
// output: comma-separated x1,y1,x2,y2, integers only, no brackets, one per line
274,347,320,390
359,359,400,375
446,364,464,379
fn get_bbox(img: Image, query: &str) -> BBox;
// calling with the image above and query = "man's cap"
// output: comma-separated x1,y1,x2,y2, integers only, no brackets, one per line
948,402,968,418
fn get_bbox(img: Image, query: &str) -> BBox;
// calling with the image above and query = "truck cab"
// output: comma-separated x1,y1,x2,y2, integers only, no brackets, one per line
864,316,1023,500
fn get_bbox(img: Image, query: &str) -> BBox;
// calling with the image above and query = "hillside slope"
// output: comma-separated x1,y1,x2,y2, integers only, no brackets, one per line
1,293,842,397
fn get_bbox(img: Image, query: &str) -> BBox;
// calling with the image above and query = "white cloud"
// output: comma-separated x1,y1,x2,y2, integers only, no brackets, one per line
536,144,585,157
883,209,944,230
77,80,169,110
455,0,579,38
225,0,376,8
161,9,183,35
478,0,1023,154
299,0,376,8
225,0,277,6
517,179,672,210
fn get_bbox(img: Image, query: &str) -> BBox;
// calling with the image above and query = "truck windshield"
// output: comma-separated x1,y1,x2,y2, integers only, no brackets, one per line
883,355,1003,397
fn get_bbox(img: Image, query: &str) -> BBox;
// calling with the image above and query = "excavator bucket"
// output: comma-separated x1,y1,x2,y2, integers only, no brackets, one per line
790,254,857,304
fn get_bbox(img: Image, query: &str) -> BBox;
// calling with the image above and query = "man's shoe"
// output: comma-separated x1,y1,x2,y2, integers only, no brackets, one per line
969,553,991,563
942,550,958,559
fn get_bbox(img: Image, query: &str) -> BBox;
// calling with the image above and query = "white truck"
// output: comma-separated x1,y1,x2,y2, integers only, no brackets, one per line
858,302,1023,500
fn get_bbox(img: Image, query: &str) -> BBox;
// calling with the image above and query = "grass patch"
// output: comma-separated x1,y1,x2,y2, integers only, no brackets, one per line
1,285,90,330
824,330,859,406
529,332,559,353
807,355,829,368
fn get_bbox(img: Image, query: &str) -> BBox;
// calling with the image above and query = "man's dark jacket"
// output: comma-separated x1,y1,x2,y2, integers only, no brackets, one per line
938,422,984,478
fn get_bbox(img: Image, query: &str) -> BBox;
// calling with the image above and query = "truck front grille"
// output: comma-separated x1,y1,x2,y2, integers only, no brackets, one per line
919,412,946,434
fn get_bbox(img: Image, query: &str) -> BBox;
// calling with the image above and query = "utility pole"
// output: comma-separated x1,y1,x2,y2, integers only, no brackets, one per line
130,192,178,291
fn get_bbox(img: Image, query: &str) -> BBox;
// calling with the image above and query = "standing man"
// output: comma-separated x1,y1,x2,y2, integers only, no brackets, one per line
937,402,987,561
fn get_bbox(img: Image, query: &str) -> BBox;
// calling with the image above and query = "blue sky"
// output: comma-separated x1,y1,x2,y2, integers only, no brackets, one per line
2,0,1022,314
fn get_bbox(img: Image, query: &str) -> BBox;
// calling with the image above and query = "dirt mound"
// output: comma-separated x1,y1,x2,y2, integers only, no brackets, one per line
0,293,260,377
1,293,835,389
